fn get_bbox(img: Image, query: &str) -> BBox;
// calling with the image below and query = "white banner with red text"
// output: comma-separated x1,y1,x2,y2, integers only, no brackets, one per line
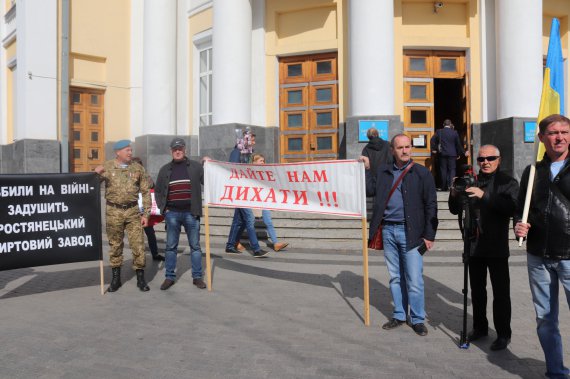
204,160,366,218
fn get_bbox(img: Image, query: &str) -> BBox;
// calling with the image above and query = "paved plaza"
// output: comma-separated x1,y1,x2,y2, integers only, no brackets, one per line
0,240,568,379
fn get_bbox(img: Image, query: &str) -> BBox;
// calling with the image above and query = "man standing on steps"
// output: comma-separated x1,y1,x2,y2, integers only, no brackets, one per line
155,138,207,290
94,139,151,292
360,134,438,336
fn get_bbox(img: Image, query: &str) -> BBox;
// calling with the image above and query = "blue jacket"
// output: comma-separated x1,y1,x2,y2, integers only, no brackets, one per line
366,161,438,249
431,127,465,157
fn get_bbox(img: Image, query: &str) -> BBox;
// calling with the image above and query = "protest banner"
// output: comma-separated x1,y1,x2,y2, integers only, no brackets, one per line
0,173,103,293
204,159,372,325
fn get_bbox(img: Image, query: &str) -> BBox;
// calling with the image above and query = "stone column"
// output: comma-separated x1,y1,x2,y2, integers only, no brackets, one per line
142,0,176,134
348,0,394,116
496,0,542,119
212,0,252,124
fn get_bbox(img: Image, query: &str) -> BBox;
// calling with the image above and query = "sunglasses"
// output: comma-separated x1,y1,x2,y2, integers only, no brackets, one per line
476,156,499,162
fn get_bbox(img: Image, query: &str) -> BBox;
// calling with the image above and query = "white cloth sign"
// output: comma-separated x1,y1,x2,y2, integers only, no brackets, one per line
204,160,366,218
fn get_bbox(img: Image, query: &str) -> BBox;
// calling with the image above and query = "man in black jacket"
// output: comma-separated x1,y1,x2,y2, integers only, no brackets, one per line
515,114,570,378
361,134,438,336
431,119,469,190
361,127,392,177
155,138,207,290
448,145,519,351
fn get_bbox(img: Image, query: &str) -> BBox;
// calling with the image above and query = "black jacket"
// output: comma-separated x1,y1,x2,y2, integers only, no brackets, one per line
366,161,438,249
431,127,465,157
449,170,519,257
155,157,204,217
518,157,570,260
361,137,392,177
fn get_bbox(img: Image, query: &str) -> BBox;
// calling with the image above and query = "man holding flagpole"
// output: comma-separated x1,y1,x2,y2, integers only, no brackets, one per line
515,18,569,379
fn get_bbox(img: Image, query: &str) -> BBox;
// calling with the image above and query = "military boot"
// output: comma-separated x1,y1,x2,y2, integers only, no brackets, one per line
136,269,150,292
107,267,122,292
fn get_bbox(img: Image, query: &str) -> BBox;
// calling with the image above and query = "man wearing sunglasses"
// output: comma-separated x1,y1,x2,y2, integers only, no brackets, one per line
515,114,570,378
448,145,519,351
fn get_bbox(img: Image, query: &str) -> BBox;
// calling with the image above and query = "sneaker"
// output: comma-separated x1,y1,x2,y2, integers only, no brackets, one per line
467,329,488,342
382,318,405,330
273,242,289,252
411,323,428,336
152,255,165,261
253,249,269,258
236,242,246,251
192,278,207,289
225,247,242,254
160,279,175,291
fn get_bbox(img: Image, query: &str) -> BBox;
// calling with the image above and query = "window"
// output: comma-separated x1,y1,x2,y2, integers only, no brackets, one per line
194,30,213,128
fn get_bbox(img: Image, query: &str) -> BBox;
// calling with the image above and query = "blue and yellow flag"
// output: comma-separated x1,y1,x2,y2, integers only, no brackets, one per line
536,18,565,160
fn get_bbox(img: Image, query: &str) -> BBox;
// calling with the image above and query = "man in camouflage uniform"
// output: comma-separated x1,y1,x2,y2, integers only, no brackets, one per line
94,139,151,292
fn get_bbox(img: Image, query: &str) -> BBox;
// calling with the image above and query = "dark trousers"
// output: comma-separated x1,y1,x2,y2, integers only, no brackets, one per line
144,226,159,257
469,256,512,338
439,155,457,190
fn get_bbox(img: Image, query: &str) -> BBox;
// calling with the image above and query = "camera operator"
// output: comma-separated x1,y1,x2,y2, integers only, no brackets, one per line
448,145,519,351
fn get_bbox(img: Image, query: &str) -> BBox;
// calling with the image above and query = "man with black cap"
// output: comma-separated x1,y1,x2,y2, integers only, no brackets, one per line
94,139,151,292
154,137,207,290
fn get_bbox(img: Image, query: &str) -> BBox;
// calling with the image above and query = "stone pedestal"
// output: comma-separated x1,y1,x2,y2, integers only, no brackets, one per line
0,139,60,173
344,116,402,160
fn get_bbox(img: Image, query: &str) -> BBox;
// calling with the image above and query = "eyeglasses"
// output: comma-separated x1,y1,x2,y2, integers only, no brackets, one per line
476,156,499,162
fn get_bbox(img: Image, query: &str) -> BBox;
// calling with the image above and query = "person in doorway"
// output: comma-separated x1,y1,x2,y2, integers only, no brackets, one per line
360,134,438,336
154,138,207,290
448,145,519,350
515,114,570,378
94,140,151,292
251,153,289,252
431,119,469,190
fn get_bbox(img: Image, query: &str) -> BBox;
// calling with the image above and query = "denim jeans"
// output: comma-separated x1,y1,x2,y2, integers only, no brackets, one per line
226,208,260,251
164,211,203,280
262,210,278,244
382,223,425,324
527,253,570,379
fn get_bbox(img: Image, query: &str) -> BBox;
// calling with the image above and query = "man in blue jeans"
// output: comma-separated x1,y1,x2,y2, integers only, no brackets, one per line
224,135,269,258
361,134,438,336
516,114,570,379
154,137,207,290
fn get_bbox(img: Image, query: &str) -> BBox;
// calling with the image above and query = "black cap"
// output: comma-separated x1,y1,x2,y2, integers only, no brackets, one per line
170,137,186,149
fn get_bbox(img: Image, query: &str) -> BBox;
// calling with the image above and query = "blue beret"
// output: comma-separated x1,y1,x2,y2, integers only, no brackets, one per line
113,139,131,150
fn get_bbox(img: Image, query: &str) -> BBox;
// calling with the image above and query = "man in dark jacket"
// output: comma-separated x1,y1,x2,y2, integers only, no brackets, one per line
431,119,469,190
515,114,570,378
361,127,392,177
155,138,206,290
449,145,519,351
361,134,438,336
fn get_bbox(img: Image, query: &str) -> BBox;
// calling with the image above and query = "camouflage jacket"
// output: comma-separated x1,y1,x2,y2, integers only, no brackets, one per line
99,159,150,217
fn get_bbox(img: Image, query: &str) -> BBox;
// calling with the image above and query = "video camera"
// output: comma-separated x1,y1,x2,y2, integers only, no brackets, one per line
452,164,477,193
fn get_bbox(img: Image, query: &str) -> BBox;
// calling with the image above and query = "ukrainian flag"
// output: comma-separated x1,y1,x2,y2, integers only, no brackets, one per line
536,18,565,160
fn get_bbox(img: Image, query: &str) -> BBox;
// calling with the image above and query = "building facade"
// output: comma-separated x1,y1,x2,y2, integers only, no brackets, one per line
0,0,569,179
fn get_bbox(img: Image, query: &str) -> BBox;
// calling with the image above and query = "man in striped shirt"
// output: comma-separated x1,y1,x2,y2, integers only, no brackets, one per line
155,138,207,290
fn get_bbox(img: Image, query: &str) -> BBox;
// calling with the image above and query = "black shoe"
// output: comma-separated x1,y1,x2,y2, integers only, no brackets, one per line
253,249,269,258
467,329,488,342
411,323,428,336
382,318,405,330
152,255,165,261
107,267,122,293
135,269,150,292
193,278,207,289
225,247,242,254
490,337,510,351
160,279,175,291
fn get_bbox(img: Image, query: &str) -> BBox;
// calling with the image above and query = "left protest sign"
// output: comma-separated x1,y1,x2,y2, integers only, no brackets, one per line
0,173,102,271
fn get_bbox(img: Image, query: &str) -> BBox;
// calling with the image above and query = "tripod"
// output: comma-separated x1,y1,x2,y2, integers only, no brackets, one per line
458,194,478,349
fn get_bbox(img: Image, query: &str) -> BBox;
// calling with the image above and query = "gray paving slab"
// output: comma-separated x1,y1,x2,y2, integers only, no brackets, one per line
0,243,568,379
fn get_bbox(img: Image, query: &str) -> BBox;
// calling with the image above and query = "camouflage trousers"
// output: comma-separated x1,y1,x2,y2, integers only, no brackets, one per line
106,205,146,270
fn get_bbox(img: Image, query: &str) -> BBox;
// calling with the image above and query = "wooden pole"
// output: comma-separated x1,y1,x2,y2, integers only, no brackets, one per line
361,217,370,326
518,164,536,246
99,260,104,295
205,205,212,291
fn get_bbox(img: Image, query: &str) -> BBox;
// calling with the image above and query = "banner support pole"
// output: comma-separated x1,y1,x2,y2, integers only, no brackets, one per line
99,260,104,295
205,205,212,291
362,217,370,326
